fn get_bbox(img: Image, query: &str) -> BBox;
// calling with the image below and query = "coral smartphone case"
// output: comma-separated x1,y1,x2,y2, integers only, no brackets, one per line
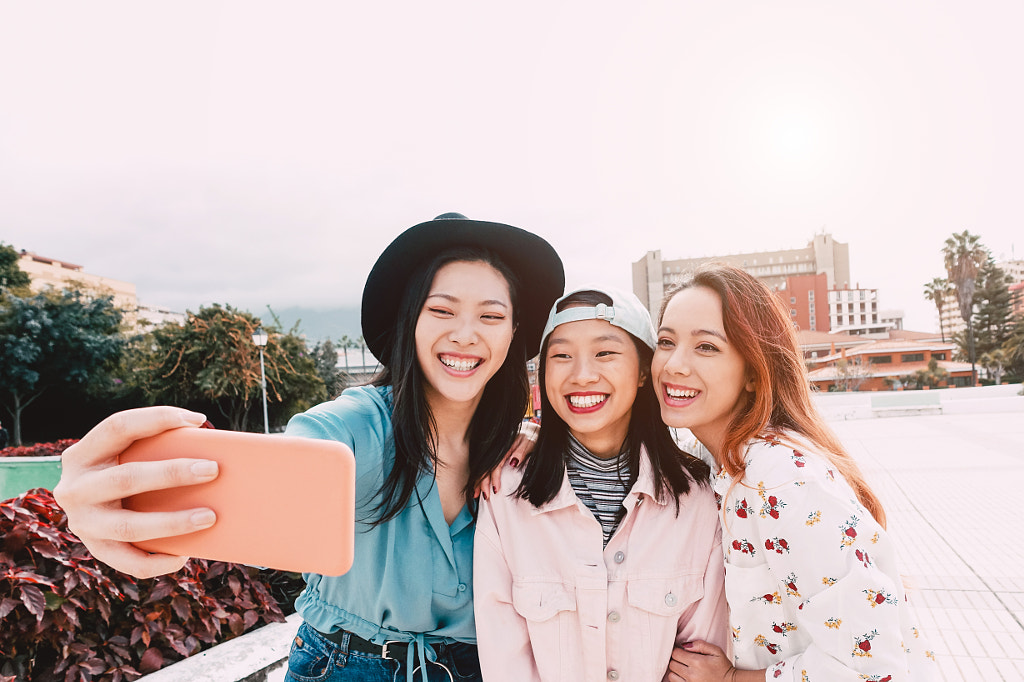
120,427,355,576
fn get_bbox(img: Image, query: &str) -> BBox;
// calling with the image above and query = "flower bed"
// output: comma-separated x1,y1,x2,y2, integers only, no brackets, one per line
0,439,79,458
0,488,305,682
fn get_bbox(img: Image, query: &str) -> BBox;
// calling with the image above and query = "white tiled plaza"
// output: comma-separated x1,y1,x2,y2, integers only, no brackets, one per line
829,404,1024,681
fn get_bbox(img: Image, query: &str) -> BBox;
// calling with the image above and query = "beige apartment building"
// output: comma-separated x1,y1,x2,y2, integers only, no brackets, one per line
17,251,184,329
632,233,852,326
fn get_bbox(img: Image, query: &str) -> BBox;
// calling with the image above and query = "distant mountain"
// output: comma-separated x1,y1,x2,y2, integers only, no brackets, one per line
261,306,362,343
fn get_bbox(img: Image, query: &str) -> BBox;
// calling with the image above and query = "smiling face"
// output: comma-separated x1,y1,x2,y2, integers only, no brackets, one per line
415,260,515,411
652,285,752,460
544,317,641,458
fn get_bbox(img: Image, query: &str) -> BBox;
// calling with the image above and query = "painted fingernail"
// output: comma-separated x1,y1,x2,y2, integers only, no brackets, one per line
492,485,498,494
509,458,519,468
682,642,693,649
191,461,218,478
191,509,216,528
200,420,215,429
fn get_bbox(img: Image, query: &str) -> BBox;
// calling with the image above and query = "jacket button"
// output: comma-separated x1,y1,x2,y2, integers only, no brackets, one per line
458,583,467,592
608,611,621,623
665,593,678,607
608,670,620,680
613,551,625,564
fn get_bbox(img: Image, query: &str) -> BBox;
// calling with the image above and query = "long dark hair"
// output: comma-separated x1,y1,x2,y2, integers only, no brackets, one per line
516,291,709,510
369,246,529,525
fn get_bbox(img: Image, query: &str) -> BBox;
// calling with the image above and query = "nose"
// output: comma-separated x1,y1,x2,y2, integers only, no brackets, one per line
448,315,479,345
660,347,691,377
569,356,600,386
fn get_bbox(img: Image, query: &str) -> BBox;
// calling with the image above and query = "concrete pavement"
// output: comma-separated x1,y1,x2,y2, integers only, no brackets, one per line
830,410,1024,681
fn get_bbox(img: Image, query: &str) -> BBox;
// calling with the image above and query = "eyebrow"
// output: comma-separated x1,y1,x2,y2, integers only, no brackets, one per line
427,293,509,308
548,333,628,346
658,325,727,342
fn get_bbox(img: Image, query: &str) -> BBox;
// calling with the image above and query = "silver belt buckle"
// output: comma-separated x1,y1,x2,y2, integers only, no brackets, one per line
381,640,403,660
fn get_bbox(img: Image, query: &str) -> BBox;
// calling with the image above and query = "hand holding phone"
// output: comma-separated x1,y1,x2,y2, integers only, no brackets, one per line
120,428,355,575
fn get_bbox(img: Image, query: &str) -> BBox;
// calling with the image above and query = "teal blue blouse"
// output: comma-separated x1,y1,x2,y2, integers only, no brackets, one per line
286,385,477,646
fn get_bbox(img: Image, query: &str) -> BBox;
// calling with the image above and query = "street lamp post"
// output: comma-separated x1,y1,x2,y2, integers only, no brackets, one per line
252,327,269,434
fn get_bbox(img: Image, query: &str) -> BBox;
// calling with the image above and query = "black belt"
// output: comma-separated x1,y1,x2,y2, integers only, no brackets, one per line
316,628,469,661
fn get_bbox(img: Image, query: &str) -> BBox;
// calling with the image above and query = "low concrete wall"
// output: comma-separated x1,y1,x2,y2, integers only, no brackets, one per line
812,384,1023,420
0,455,62,501
141,612,300,682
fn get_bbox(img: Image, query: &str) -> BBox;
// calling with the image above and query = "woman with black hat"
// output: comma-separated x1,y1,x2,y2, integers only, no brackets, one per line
54,213,564,682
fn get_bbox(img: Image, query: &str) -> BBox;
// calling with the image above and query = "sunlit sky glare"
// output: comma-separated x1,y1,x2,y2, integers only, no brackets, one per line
2,1,1021,333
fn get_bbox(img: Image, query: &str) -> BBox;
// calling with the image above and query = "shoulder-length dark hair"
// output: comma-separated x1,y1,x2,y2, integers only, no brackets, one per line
516,291,709,510
658,264,886,527
369,246,529,525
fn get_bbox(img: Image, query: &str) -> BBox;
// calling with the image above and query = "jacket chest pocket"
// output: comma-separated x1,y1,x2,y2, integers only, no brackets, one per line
627,574,703,617
511,581,578,680
625,574,705,674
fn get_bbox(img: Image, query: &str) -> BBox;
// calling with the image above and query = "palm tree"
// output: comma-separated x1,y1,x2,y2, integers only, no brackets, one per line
978,349,1008,385
923,277,952,342
338,334,352,372
357,335,368,370
942,230,989,385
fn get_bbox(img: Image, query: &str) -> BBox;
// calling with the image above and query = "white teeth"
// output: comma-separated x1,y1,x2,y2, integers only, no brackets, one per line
667,387,699,399
568,394,607,408
440,355,480,372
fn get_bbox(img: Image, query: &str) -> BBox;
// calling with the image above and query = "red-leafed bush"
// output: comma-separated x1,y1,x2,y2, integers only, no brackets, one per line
0,439,80,459
0,489,303,682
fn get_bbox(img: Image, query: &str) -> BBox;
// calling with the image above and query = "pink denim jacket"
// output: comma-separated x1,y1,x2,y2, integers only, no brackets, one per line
474,450,729,682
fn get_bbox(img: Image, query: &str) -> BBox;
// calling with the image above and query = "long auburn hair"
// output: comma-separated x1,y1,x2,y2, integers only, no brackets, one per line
370,246,529,525
659,264,886,528
517,291,710,510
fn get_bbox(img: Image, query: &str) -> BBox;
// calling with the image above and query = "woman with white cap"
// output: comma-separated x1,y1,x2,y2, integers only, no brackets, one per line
473,286,729,682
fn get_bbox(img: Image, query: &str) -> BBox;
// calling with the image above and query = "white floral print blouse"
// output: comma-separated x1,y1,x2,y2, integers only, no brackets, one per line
712,433,937,681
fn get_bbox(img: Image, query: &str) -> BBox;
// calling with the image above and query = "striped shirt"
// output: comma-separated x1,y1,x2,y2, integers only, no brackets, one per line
564,434,632,545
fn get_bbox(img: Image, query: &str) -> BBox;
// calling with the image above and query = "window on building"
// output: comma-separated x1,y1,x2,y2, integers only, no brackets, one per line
933,353,946,360
901,353,925,362
869,355,892,364
791,309,797,317
808,291,814,301
790,296,796,304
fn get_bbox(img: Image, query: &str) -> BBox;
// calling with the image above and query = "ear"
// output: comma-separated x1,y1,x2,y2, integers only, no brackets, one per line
744,375,756,393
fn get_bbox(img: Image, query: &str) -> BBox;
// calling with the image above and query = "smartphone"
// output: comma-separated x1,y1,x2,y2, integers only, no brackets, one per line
120,427,355,576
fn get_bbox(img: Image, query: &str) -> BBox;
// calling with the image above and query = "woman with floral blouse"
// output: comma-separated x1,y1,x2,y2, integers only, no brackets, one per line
654,264,936,682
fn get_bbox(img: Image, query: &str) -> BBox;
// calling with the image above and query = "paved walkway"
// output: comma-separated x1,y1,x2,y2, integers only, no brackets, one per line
830,412,1024,681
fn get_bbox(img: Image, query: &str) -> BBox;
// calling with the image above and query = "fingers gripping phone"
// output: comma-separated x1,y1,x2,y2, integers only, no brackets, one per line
120,428,355,576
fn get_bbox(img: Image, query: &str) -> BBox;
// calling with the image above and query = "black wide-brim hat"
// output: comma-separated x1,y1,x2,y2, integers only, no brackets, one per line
362,213,564,363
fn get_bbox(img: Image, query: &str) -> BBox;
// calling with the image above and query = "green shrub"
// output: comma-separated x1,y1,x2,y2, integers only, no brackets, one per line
0,489,303,681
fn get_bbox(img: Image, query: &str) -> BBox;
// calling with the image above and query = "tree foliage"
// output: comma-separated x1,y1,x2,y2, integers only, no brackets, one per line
312,338,348,399
132,305,325,431
972,259,1016,360
831,357,870,392
942,230,989,380
0,243,30,294
0,289,124,446
922,277,952,342
901,357,949,390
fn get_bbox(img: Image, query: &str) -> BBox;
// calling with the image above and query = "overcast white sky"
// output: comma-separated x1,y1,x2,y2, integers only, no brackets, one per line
2,1,1021,332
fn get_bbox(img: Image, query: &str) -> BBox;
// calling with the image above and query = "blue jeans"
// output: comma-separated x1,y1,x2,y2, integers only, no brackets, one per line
286,622,483,682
